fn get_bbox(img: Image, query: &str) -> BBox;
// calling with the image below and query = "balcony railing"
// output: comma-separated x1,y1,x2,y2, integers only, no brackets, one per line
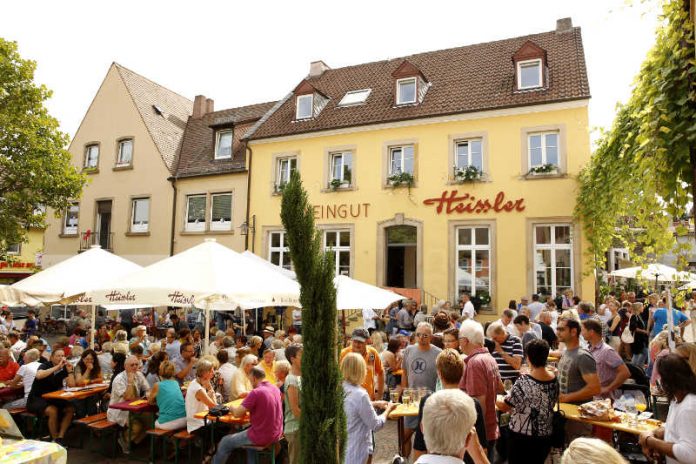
79,230,113,252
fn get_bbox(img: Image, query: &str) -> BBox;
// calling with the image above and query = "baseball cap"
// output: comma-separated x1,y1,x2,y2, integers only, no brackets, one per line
263,326,275,334
351,328,369,343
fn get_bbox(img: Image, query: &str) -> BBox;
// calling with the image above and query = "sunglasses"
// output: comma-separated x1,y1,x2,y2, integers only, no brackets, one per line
416,333,431,338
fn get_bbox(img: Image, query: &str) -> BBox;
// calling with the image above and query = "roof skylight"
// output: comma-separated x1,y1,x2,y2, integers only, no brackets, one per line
338,89,371,106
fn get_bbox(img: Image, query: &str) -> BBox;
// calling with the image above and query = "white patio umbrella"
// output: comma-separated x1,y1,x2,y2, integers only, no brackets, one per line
334,275,404,310
239,253,404,310
610,263,696,283
0,285,43,307
10,245,144,347
85,239,301,350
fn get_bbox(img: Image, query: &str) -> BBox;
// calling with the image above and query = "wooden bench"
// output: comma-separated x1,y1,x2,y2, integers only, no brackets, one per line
73,412,107,447
87,419,119,457
172,429,199,464
8,407,27,415
240,442,280,464
146,427,176,463
18,410,44,439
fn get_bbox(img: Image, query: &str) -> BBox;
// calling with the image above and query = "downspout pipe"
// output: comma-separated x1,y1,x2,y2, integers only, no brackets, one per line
244,141,253,251
168,176,177,256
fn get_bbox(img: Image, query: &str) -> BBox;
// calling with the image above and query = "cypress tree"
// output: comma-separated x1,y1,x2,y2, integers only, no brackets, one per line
280,171,346,463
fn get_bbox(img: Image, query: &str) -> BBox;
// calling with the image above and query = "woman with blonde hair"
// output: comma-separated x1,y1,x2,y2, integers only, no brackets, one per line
148,360,186,430
184,359,217,432
248,336,263,356
676,342,696,377
562,437,627,464
341,352,396,464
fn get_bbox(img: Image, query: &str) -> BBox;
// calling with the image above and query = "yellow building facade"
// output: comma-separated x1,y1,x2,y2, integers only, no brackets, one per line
0,228,43,285
246,22,594,315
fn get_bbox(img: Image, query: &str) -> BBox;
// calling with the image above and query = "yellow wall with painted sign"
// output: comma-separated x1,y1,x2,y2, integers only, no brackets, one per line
0,228,43,284
248,101,594,316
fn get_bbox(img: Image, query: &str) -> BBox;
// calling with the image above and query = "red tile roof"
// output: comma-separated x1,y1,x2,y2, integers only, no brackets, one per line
249,28,589,140
176,102,276,178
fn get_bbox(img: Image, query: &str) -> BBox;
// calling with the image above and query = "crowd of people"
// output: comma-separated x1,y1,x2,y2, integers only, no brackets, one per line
0,288,696,463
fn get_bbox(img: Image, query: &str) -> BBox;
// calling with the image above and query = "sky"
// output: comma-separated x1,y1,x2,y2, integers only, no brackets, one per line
1,0,661,144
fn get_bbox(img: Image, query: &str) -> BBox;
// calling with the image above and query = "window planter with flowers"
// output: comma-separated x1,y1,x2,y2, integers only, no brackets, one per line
329,178,347,191
387,171,415,191
274,182,287,195
527,163,558,176
453,165,484,183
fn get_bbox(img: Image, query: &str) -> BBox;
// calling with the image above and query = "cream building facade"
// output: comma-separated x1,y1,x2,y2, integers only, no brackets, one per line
43,64,193,266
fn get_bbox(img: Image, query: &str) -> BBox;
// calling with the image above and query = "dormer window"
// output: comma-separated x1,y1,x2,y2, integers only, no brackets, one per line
215,129,233,160
517,59,542,89
396,78,417,105
296,94,314,120
338,89,371,106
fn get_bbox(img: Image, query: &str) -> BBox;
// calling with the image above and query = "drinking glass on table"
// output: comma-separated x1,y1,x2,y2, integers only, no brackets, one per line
402,389,412,406
389,388,400,404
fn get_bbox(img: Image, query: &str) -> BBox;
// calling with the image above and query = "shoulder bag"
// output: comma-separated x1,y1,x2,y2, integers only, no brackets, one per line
550,379,566,448
621,315,635,344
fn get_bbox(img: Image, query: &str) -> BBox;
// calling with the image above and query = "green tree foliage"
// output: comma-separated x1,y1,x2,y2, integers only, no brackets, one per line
280,171,346,463
575,0,696,270
0,38,85,252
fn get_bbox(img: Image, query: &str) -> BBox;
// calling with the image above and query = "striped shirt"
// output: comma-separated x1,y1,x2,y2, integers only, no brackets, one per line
492,335,523,380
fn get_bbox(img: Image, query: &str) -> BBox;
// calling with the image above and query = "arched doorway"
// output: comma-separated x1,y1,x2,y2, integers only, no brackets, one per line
385,225,417,288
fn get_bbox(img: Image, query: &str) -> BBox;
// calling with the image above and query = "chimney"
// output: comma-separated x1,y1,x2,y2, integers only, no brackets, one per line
556,17,573,33
193,95,207,118
309,60,330,78
206,98,214,114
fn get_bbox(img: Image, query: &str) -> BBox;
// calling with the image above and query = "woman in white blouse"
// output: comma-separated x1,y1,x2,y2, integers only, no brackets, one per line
341,352,396,464
639,353,696,464
184,359,218,433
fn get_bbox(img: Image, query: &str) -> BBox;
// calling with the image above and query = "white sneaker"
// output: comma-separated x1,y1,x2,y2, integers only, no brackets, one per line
117,435,130,455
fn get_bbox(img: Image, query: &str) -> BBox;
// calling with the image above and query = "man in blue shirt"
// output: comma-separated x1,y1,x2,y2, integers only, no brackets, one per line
648,297,690,339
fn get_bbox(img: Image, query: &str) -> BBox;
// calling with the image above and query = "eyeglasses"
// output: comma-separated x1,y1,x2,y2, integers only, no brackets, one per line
415,333,430,338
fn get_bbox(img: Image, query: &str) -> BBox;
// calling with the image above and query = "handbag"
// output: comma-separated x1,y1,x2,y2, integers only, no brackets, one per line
621,316,635,344
207,404,230,417
550,380,566,448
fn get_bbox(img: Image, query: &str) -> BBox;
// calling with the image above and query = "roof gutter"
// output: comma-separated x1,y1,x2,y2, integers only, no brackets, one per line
167,176,177,256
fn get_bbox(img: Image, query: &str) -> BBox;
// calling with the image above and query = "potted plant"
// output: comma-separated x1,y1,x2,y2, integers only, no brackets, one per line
527,163,558,176
329,178,343,191
387,171,415,189
453,165,483,183
274,182,287,194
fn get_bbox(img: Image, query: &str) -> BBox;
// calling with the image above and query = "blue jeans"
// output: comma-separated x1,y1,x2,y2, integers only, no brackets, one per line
632,347,648,368
213,429,252,464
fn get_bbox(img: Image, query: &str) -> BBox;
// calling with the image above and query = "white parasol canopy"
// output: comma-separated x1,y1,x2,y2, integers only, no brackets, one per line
11,245,143,304
0,285,43,307
239,252,404,310
610,263,696,283
334,275,404,310
85,239,300,308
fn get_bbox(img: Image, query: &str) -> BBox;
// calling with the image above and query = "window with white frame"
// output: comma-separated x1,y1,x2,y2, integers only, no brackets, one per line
276,157,297,190
396,78,417,105
63,202,79,235
324,230,351,276
210,193,232,231
6,243,20,255
330,152,352,186
455,227,491,305
130,198,150,233
528,132,559,169
215,130,233,160
84,144,99,169
338,89,371,106
534,224,573,298
389,145,414,176
269,231,292,270
296,94,313,120
517,59,542,89
455,139,483,171
185,194,206,232
116,139,133,166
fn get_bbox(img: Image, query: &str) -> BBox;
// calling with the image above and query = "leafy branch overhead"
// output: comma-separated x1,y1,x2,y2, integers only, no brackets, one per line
575,0,696,270
0,38,86,251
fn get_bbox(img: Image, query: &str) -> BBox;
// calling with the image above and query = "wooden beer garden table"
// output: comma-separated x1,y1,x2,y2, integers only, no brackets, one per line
388,402,418,457
109,399,159,458
559,403,662,435
41,384,108,401
194,398,249,447
0,384,23,402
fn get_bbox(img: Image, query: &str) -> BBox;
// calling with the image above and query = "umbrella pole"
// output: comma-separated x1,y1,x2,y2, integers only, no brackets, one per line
90,305,96,350
204,303,210,355
242,309,246,336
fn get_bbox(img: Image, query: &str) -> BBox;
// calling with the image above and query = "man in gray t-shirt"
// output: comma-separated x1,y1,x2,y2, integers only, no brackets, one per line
397,302,415,332
556,318,600,404
400,322,442,457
